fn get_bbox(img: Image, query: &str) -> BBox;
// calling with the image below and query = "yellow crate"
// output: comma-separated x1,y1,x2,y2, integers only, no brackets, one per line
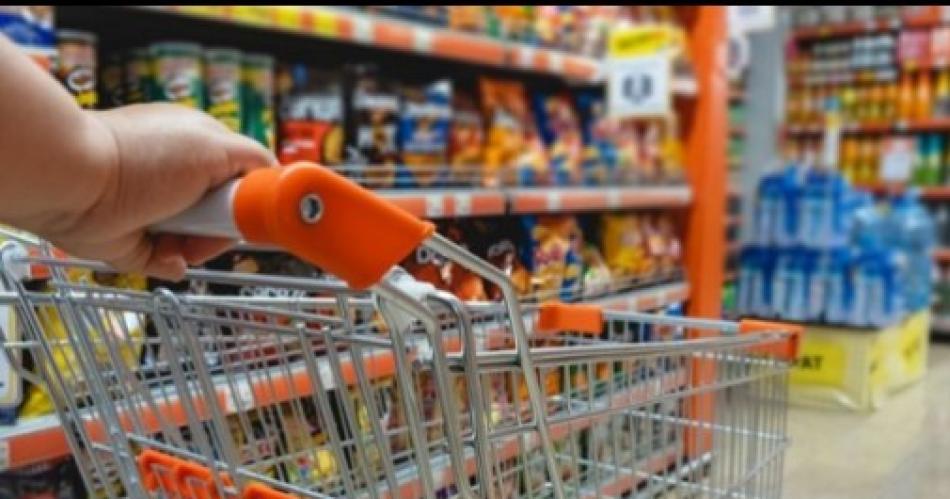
788,310,930,411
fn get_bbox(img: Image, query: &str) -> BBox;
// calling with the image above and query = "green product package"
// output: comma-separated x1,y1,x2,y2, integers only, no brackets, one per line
241,53,275,150
204,47,243,133
149,41,205,108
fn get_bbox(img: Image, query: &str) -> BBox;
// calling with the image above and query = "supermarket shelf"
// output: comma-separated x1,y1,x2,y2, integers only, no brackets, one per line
785,118,950,136
589,281,690,312
143,6,604,82
854,183,950,201
935,248,950,264
507,185,692,214
579,447,680,499
377,188,507,218
0,282,687,471
791,8,944,40
232,186,690,229
378,369,689,499
0,347,401,470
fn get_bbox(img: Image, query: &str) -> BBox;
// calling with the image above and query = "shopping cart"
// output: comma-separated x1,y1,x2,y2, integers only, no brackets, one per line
0,162,801,499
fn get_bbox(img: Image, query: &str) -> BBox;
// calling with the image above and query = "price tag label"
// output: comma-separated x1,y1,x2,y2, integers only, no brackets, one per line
880,137,915,182
607,54,672,119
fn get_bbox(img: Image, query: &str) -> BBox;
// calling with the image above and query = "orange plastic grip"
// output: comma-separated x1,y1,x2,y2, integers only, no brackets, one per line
536,302,604,336
242,483,298,499
233,162,434,289
137,449,182,493
739,319,803,361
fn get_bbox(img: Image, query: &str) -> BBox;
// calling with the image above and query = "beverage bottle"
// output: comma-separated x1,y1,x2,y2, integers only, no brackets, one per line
912,134,928,186
936,69,950,117
806,248,827,322
915,70,933,121
841,137,857,181
884,81,899,121
867,83,883,123
898,73,915,122
824,247,854,324
927,134,944,186
785,247,809,321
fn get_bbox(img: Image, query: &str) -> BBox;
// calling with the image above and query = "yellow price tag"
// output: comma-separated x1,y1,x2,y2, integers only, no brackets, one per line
789,337,847,387
275,6,302,30
608,24,684,59
231,6,274,27
311,8,340,38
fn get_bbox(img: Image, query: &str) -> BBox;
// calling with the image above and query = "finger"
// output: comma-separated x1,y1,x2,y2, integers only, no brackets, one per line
217,133,278,180
181,236,235,266
142,234,187,281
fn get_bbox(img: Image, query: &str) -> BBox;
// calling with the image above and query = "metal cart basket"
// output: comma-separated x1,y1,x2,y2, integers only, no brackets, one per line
0,162,800,499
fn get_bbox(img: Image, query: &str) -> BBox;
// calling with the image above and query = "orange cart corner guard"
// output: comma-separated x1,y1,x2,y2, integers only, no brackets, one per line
536,302,603,336
234,162,434,290
242,483,298,499
739,319,804,361
137,449,184,493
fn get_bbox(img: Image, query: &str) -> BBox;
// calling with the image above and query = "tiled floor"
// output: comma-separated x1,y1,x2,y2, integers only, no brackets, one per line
783,341,950,498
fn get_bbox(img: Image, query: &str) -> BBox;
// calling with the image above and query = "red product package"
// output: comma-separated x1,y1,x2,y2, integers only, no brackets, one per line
276,64,344,166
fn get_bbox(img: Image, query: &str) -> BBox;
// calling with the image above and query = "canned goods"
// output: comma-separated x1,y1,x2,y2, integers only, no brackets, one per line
204,47,243,132
124,47,151,104
241,53,275,150
100,52,125,107
56,29,97,109
149,41,204,108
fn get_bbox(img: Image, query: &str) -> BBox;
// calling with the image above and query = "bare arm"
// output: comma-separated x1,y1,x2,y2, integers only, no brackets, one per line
0,36,277,279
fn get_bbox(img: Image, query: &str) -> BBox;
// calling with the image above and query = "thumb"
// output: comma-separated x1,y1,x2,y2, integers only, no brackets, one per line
215,132,278,186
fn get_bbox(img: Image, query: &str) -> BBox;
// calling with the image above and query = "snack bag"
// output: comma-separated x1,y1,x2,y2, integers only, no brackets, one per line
281,401,340,487
449,91,484,186
401,245,449,290
471,218,530,299
277,64,344,166
346,65,400,187
444,221,488,301
601,213,650,283
480,78,530,187
447,6,486,33
576,90,619,184
520,216,583,301
580,243,612,298
398,79,452,187
533,92,583,185
655,213,682,276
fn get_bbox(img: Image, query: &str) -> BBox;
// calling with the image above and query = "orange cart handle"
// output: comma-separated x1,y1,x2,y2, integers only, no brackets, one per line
536,302,604,336
151,162,434,289
739,319,803,361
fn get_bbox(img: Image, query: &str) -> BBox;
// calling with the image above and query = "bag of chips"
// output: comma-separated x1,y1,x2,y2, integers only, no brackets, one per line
533,92,583,185
398,79,452,187
277,64,344,166
480,77,531,187
449,91,484,186
346,65,400,187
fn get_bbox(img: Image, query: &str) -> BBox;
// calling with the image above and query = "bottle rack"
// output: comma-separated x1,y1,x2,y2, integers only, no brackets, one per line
785,6,950,335
0,7,730,492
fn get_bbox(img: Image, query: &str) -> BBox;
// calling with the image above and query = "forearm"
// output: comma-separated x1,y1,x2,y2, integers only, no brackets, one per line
0,36,110,232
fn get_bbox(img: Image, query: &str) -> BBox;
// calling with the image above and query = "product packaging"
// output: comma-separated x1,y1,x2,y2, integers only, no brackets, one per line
346,65,400,187
398,79,452,187
278,64,344,166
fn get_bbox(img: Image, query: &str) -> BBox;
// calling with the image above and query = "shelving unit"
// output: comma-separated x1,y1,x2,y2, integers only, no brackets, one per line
0,8,730,499
0,280,689,471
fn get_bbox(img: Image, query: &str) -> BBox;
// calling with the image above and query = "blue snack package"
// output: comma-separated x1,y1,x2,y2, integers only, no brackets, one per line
398,79,452,187
532,92,583,186
576,90,617,185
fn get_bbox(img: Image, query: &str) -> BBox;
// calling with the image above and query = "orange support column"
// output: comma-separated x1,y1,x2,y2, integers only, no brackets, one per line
682,5,729,458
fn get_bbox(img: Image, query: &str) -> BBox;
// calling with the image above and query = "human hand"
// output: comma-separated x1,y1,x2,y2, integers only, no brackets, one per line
20,103,276,280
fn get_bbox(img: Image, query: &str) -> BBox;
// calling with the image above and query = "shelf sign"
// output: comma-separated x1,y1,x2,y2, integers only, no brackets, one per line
607,25,675,119
607,55,671,118
880,137,915,182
